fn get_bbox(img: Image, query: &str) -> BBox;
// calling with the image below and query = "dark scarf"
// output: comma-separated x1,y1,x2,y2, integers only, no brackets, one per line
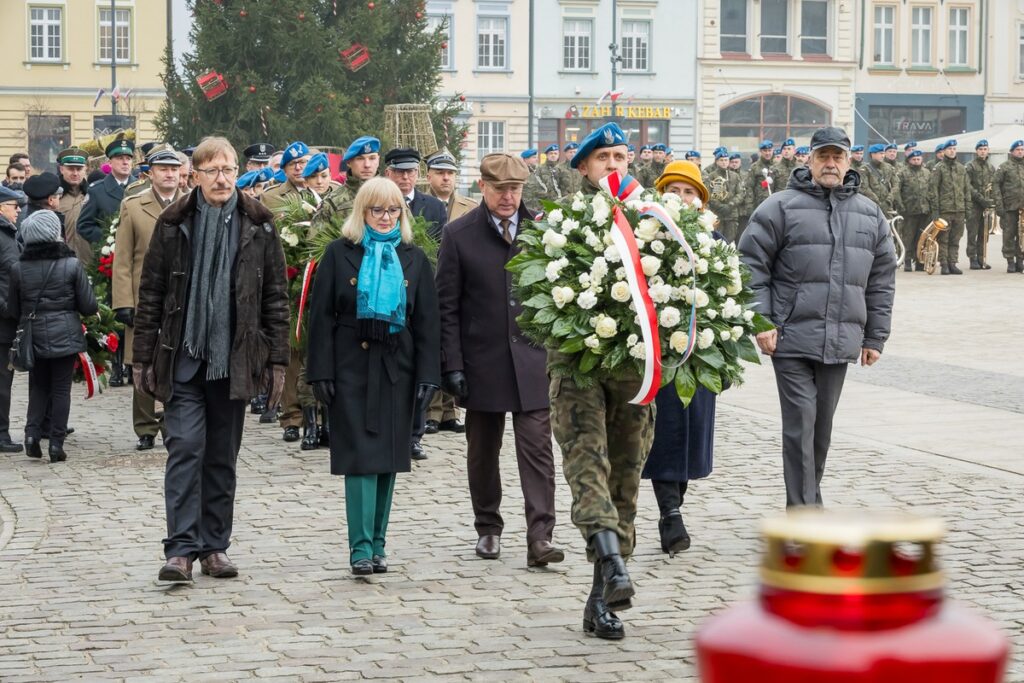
184,190,238,380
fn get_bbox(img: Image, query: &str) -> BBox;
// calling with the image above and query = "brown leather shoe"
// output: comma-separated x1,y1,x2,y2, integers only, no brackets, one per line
158,556,193,583
527,540,565,567
200,552,238,578
475,535,500,559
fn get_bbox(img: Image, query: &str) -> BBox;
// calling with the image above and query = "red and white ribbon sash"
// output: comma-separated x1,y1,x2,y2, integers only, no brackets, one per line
79,352,99,399
295,260,317,342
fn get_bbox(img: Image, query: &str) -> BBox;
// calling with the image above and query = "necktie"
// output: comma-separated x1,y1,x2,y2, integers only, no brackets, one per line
405,196,412,207
500,219,512,245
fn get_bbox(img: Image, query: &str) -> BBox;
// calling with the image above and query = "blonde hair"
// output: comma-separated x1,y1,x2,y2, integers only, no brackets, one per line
192,136,237,168
342,177,414,244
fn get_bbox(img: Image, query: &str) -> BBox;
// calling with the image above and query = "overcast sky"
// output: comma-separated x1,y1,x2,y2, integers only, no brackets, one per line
170,0,192,70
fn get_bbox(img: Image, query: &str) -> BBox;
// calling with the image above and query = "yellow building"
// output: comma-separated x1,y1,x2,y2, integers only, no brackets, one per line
0,0,168,173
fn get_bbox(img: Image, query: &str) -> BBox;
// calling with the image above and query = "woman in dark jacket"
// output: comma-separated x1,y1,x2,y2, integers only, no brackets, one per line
642,163,719,555
306,177,441,576
6,210,98,462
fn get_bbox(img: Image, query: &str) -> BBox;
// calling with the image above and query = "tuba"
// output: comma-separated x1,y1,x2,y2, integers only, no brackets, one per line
981,185,997,265
916,218,949,275
888,214,905,268
709,176,729,202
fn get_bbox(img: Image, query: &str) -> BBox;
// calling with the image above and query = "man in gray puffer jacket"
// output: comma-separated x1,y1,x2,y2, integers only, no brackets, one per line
739,126,897,508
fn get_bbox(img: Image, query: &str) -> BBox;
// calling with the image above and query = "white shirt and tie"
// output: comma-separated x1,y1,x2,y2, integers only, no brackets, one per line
490,212,518,244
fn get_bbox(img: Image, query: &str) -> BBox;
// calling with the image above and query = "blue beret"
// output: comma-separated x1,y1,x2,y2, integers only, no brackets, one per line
714,148,729,159
570,122,629,169
651,143,667,152
850,145,864,153
302,152,330,178
935,142,946,152
908,150,923,158
945,138,958,147
772,148,782,156
235,170,260,189
640,145,652,152
256,167,276,183
868,143,886,154
975,139,989,149
564,142,579,151
520,149,538,159
280,141,310,168
1012,140,1024,152
343,136,380,163
544,144,559,153
884,143,897,151
665,147,674,154
273,168,287,184
783,138,795,147
627,144,636,152
904,141,918,151
686,150,700,158
729,152,741,160
796,146,810,155
758,140,773,150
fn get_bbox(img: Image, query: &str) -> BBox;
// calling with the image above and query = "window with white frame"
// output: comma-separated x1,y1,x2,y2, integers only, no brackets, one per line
29,6,62,62
801,0,829,55
720,0,747,52
760,0,788,53
563,19,592,71
910,6,932,66
620,20,650,72
948,8,969,67
477,121,505,159
99,8,131,63
873,5,895,64
427,14,453,69
477,16,507,69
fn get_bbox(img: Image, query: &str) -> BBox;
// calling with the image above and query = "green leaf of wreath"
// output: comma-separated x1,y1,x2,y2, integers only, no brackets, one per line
674,364,697,408
697,362,724,394
735,335,761,364
695,344,726,369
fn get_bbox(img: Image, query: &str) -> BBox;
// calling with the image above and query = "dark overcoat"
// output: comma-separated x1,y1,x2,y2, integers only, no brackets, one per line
76,173,125,243
641,385,716,482
305,237,441,476
435,202,548,413
408,189,448,240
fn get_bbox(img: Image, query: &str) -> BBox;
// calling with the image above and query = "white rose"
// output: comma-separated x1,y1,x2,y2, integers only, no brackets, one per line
670,286,687,301
545,258,568,282
603,244,622,263
649,284,672,304
547,209,564,226
695,259,709,275
669,331,689,353
713,260,725,272
727,255,740,269
615,267,627,281
673,258,692,277
627,333,639,346
697,210,717,231
720,330,732,341
696,232,712,246
697,328,715,349
640,255,661,277
561,217,580,234
692,289,708,308
610,281,631,302
585,231,602,249
101,245,111,256
542,229,567,250
650,239,665,255
578,272,592,287
572,197,587,212
743,310,755,322
726,277,743,295
706,308,718,320
585,335,600,349
106,235,115,245
629,342,647,359
731,326,744,340
591,194,611,225
284,232,299,247
659,306,681,328
636,217,660,242
594,315,617,338
591,256,609,280
551,286,575,309
635,239,646,250
576,290,598,310
700,245,712,257
717,287,727,297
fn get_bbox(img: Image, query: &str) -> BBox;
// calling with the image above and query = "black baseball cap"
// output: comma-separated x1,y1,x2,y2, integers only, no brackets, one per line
809,127,851,153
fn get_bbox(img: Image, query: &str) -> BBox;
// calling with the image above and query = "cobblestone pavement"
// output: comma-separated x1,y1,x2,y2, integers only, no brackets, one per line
2,251,1023,681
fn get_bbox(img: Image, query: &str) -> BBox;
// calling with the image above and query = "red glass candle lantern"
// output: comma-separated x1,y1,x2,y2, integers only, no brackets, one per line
697,511,1009,683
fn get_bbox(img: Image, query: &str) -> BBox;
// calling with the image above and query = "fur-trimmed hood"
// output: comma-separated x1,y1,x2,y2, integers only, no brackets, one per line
20,241,76,262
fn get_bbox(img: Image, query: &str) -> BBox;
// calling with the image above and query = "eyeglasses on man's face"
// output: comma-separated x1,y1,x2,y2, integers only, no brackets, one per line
368,206,403,219
194,166,239,180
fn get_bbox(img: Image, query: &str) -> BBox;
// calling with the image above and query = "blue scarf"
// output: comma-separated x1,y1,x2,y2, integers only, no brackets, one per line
356,225,406,341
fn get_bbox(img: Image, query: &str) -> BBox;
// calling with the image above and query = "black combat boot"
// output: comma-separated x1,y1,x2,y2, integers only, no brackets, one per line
583,562,625,640
903,260,913,272
590,529,634,610
949,263,963,274
969,258,981,270
1009,258,1017,273
300,407,319,451
940,264,950,275
1017,257,1023,273
319,408,330,447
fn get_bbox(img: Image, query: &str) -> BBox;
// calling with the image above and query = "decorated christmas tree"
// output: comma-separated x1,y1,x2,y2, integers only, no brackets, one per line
155,0,466,157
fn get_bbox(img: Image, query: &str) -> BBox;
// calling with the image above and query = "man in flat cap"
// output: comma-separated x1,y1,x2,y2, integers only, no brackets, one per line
436,152,563,569
243,143,276,172
523,144,563,212
261,141,309,214
77,134,134,243
113,145,185,450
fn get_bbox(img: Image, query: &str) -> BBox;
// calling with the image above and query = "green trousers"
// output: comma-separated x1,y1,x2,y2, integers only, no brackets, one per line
344,473,397,563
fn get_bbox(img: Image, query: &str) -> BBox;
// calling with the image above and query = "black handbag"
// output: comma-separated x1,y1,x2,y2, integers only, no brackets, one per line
9,261,57,372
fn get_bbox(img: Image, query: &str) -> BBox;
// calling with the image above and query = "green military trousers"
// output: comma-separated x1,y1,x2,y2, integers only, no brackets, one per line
549,371,655,562
344,473,397,564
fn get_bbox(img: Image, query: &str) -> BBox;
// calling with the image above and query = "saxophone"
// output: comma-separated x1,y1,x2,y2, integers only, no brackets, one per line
916,218,949,275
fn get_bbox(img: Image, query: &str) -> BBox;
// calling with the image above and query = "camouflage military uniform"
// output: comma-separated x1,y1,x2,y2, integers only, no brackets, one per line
850,160,880,206
774,157,798,191
548,177,656,561
637,161,666,192
892,164,932,269
992,155,1024,266
742,157,777,213
965,156,997,265
315,174,363,226
703,165,742,243
862,160,897,214
523,160,563,211
556,162,582,197
929,157,971,267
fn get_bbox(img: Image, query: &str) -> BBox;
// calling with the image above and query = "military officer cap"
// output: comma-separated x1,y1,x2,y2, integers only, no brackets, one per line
235,170,260,189
758,139,774,150
56,147,88,167
570,122,629,169
904,141,918,151
23,172,61,200
935,142,946,153
302,152,330,178
728,152,741,160
944,138,958,148
138,142,160,158
479,153,529,187
809,127,851,153
385,148,421,170
243,142,276,163
105,135,134,159
975,139,989,149
280,141,310,168
796,146,810,155
714,148,730,159
651,143,667,152
182,146,196,158
627,144,636,152
564,142,579,151
146,144,182,166
0,185,25,205
782,138,796,147
868,143,886,155
908,149,923,158
851,145,864,153
520,148,538,159
544,144,559,154
1011,140,1024,152
640,144,652,152
426,149,458,172
343,135,381,163
884,143,897,151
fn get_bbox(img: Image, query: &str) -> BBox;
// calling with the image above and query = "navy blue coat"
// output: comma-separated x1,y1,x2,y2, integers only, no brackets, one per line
408,189,447,240
641,384,716,483
76,174,125,243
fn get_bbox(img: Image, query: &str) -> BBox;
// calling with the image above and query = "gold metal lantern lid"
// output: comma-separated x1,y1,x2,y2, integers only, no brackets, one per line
760,510,945,595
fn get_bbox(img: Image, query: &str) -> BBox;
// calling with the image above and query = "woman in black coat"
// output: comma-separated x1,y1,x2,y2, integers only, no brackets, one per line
306,177,441,576
6,210,98,462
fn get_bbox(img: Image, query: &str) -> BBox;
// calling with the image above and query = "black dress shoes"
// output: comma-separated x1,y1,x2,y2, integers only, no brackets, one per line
259,406,278,424
136,435,156,451
25,437,42,459
200,552,238,578
475,535,500,559
527,540,565,567
351,559,373,576
424,420,440,434
371,555,388,573
0,438,23,453
48,442,67,463
283,426,300,442
410,440,427,460
438,418,465,433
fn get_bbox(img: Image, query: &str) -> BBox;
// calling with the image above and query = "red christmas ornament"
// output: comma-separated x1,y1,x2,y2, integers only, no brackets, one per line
339,43,371,72
297,11,305,20
363,97,371,105
316,105,323,113
239,9,248,18
416,11,423,19
458,94,466,101
248,85,257,93
441,41,448,49
196,70,229,101
367,2,375,8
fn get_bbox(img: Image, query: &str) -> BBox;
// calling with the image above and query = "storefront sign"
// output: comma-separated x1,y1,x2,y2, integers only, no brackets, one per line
577,104,673,119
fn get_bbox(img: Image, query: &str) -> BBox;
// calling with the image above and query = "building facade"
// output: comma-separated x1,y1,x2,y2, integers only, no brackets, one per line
985,0,1024,127
0,0,168,173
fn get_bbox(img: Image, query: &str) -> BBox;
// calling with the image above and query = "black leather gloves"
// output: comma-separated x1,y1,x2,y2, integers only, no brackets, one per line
311,380,335,406
442,371,468,401
114,307,134,327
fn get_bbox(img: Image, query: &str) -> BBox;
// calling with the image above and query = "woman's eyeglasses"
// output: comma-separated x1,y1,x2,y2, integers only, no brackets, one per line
368,206,403,219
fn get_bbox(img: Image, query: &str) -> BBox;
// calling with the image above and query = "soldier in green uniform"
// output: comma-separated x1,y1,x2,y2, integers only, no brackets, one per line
703,148,742,242
862,144,897,214
992,139,1024,272
547,121,655,641
729,153,751,240
261,141,310,215
928,138,971,275
704,147,726,176
794,146,810,168
523,144,563,211
742,140,777,214
627,144,639,178
775,138,799,190
556,142,582,197
316,135,380,226
637,143,667,190
850,145,880,207
926,143,944,171
892,149,932,271
521,148,539,174
883,143,899,168
965,139,997,270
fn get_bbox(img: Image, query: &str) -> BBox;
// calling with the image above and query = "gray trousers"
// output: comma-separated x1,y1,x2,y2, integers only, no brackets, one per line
772,357,848,508
162,376,246,560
